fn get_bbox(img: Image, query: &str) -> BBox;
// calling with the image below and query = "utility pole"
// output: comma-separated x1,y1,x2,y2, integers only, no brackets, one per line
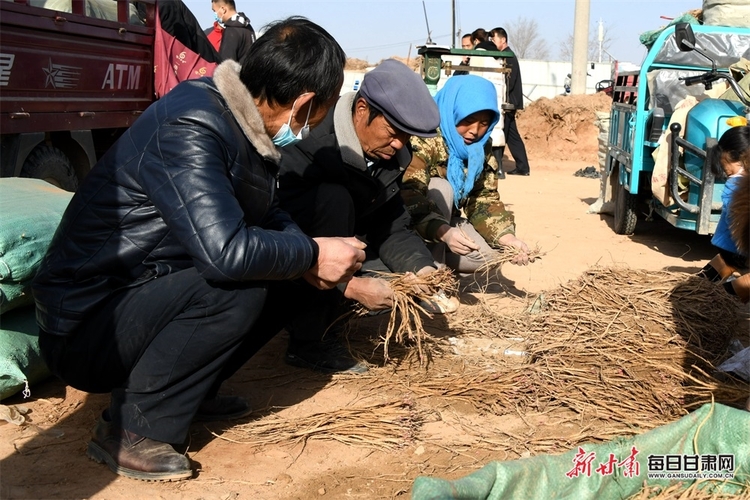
451,0,456,48
598,19,604,64
571,0,590,94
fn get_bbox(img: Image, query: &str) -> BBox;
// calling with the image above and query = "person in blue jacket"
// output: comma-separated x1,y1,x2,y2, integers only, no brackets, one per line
697,125,749,302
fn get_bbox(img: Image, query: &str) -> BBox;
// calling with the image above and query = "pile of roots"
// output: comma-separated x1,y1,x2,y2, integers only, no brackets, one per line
219,267,748,492
445,267,747,431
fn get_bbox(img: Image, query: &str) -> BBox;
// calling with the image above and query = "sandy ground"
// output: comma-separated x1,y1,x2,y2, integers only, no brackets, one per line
0,94,736,500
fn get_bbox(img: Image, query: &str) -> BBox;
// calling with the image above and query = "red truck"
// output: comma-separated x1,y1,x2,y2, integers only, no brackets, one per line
1,0,218,192
0,0,157,191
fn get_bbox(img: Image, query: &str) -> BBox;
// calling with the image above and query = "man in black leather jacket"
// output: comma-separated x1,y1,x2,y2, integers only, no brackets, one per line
277,59,457,374
32,18,364,482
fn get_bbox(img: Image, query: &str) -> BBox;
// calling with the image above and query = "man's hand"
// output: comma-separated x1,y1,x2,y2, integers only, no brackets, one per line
303,237,366,290
399,266,438,296
343,276,393,310
436,224,480,255
497,233,531,265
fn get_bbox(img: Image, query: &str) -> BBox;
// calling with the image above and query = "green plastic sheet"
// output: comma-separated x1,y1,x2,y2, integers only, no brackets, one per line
0,177,72,284
639,13,701,50
0,305,49,400
412,403,750,499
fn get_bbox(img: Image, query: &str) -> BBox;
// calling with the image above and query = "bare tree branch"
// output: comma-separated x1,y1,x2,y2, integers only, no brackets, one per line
505,17,550,60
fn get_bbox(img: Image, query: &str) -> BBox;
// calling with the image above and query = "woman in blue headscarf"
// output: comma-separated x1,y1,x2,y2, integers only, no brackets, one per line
402,75,531,272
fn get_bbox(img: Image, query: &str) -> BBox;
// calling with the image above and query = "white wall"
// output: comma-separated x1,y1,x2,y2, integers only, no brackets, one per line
342,70,370,95
518,60,614,102
342,58,620,103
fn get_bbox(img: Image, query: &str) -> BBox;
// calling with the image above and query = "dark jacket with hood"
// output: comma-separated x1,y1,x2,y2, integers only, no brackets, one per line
278,92,435,274
33,60,316,337
219,12,256,62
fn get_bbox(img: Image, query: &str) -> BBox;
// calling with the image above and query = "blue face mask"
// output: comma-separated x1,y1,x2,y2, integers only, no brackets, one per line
272,96,312,147
213,12,225,28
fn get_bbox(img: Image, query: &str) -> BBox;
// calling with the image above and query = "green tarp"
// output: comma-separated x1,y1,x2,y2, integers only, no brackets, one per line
412,403,750,499
0,177,70,398
0,306,49,400
0,177,72,284
639,13,701,50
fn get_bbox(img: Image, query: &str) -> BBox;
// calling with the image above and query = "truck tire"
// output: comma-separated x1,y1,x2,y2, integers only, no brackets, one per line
613,182,638,235
20,145,78,192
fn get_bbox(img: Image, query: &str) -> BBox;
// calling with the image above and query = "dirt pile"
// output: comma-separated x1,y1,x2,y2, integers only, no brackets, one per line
346,56,421,71
345,58,371,70
518,91,612,162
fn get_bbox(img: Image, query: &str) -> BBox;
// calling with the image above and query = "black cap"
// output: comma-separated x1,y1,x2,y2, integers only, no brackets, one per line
359,59,440,138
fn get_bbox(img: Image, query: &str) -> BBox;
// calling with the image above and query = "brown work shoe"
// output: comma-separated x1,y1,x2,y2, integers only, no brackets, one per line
86,412,192,481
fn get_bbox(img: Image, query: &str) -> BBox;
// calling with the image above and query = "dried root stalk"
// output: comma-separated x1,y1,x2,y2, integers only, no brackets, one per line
439,266,749,441
477,244,545,272
355,267,459,364
221,399,421,451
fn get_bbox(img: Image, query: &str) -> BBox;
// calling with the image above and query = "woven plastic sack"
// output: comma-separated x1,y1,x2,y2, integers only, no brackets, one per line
703,0,750,28
0,305,50,401
412,403,750,499
0,280,34,315
719,58,750,103
0,178,72,284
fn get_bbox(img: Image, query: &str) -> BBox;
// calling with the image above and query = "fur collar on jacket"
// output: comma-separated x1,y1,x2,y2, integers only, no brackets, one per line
213,60,280,163
333,92,410,172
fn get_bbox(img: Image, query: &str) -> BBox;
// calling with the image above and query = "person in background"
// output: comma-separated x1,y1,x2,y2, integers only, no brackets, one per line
32,17,362,482
276,59,458,374
697,125,749,302
471,28,489,47
453,33,474,76
154,0,222,98
402,75,531,273
211,0,256,62
205,18,223,52
472,29,506,176
488,27,530,176
461,33,474,63
728,150,749,303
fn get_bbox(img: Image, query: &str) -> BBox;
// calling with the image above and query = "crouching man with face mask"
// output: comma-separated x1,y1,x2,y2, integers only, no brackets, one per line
274,59,459,374
32,17,364,481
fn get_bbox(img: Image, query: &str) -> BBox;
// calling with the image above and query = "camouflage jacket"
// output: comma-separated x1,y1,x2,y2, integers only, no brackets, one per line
401,129,515,247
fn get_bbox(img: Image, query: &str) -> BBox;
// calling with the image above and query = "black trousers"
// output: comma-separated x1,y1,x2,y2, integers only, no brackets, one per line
719,248,749,271
500,110,530,174
39,267,283,443
278,183,398,343
279,182,357,342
